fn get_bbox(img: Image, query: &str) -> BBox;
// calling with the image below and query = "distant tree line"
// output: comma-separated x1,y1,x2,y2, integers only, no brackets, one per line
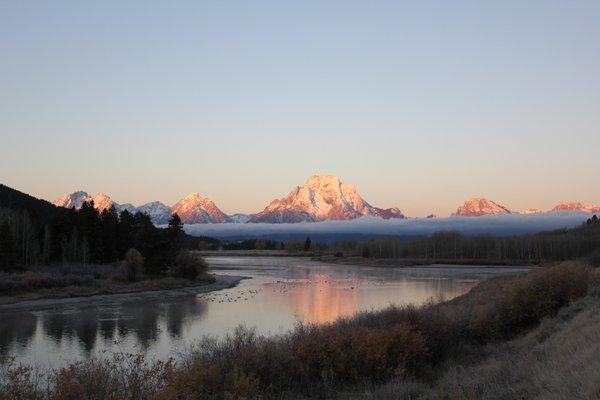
221,237,323,253
328,216,600,262
222,239,283,251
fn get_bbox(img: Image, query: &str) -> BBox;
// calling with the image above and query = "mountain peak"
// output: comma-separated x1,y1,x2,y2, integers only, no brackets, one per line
454,198,511,217
53,191,90,209
552,202,600,213
172,193,229,224
250,175,404,223
93,193,115,211
306,174,343,187
182,192,206,200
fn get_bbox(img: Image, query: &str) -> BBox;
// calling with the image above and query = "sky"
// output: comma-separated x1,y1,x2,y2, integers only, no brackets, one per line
1,1,599,217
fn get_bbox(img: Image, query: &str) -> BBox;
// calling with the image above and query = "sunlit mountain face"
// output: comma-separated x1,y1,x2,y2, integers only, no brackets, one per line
250,174,405,223
171,193,230,224
453,198,511,217
551,202,600,213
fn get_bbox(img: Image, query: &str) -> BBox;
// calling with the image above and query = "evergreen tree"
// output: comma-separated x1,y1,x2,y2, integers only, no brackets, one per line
167,213,184,259
304,236,312,251
78,201,102,262
168,213,184,234
134,212,170,275
117,210,135,258
0,221,18,270
99,206,119,263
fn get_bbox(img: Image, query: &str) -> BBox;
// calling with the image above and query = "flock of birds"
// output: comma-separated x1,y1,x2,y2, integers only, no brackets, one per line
197,288,262,304
196,275,366,304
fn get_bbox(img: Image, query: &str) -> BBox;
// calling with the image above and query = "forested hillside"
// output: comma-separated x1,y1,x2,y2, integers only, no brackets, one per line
0,183,197,274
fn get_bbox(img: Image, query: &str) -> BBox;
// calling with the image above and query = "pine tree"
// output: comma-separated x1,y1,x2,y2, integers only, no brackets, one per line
117,210,135,258
304,236,312,251
78,200,101,262
99,206,119,263
167,213,184,260
0,221,18,270
168,213,184,235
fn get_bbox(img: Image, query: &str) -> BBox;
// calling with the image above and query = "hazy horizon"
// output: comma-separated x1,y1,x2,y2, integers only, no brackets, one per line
2,1,599,216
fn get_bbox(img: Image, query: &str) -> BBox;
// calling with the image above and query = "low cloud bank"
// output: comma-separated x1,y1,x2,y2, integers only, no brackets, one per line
183,212,593,242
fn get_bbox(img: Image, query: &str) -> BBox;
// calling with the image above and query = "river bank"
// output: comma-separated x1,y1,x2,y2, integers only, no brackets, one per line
315,254,539,268
0,274,246,312
198,249,316,257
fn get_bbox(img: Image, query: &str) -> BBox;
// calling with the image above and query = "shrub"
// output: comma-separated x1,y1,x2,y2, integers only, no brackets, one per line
468,262,591,341
172,252,208,280
19,272,44,288
49,354,173,400
122,249,144,282
585,248,600,268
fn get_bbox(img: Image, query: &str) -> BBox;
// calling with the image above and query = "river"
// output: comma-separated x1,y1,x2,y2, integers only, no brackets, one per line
0,256,529,369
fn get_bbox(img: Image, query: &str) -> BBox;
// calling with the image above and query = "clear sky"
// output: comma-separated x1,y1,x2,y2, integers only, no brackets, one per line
1,1,599,217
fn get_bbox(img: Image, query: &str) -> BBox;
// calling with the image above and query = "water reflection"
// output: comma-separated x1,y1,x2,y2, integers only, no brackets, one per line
0,257,528,368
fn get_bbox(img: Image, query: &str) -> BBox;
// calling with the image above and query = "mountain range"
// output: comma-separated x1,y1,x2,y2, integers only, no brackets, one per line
51,174,600,224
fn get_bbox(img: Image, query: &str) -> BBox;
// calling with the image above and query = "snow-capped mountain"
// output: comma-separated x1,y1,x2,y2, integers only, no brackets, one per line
522,208,542,215
53,191,118,212
171,193,230,224
137,201,172,225
249,174,405,223
229,213,251,224
53,191,91,209
454,198,511,217
52,192,169,223
551,202,600,213
116,203,137,214
93,193,116,212
374,207,405,220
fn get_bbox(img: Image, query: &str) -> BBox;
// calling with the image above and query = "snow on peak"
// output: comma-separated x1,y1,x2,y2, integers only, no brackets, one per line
53,191,117,212
454,198,511,217
250,174,405,223
305,174,344,188
93,193,116,212
137,201,171,224
522,208,542,215
551,202,600,213
229,213,251,224
171,193,229,224
53,191,91,209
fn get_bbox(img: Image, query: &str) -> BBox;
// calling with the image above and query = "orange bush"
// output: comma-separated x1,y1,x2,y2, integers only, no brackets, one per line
19,272,44,288
468,262,591,341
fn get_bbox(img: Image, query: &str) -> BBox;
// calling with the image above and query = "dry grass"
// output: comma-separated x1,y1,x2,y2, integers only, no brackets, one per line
0,262,595,399
429,284,600,400
336,274,600,400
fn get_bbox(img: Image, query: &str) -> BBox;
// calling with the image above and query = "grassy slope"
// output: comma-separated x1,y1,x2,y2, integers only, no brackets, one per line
339,282,600,400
